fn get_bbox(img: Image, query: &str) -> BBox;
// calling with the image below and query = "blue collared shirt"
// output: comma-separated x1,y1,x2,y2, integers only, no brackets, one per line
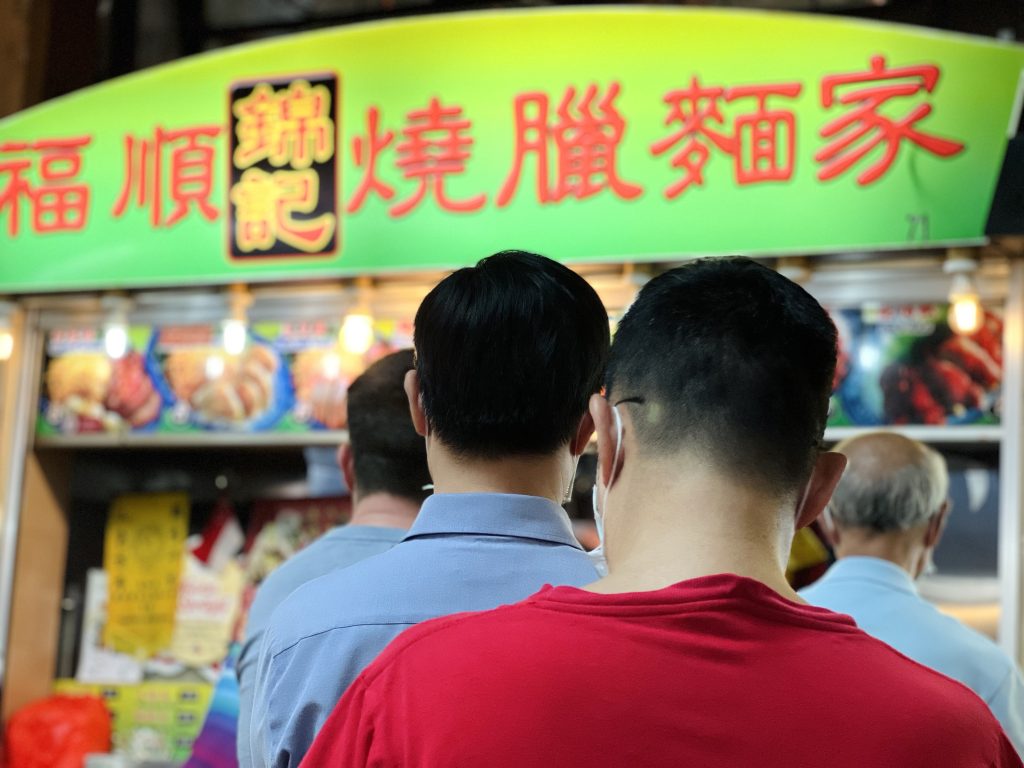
247,493,597,768
801,556,1024,756
237,524,407,767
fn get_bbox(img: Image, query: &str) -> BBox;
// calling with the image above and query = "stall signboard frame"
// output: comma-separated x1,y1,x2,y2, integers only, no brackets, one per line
0,8,1022,292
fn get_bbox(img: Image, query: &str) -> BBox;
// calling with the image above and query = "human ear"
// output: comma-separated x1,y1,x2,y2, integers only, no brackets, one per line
924,501,951,549
571,411,596,458
404,369,428,437
338,443,357,496
796,451,847,530
589,394,625,489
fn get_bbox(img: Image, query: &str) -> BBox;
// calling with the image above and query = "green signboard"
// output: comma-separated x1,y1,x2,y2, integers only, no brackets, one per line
0,9,1022,292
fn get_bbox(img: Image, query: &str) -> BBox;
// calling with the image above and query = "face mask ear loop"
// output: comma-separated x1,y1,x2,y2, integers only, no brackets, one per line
563,453,581,505
797,479,812,515
601,404,624,516
589,404,624,576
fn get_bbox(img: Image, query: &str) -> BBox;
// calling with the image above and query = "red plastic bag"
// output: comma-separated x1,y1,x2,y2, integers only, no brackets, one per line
6,694,111,768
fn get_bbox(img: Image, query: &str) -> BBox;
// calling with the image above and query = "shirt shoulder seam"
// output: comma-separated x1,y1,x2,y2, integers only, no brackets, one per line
982,664,1017,705
269,620,421,660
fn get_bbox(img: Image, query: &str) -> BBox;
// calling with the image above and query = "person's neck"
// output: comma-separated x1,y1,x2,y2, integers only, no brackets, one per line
349,492,421,530
834,528,923,579
428,442,571,503
588,457,802,602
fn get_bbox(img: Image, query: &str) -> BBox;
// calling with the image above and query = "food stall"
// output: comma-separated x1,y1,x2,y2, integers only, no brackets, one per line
0,7,1022,761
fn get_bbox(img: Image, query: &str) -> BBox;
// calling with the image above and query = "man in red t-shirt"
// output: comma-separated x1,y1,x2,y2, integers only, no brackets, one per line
303,258,1020,767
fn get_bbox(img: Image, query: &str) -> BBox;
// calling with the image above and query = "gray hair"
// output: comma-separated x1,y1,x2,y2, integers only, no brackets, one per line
828,436,949,532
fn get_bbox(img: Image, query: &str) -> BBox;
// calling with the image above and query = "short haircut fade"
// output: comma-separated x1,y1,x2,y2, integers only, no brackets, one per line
606,257,837,494
414,250,609,458
347,349,431,503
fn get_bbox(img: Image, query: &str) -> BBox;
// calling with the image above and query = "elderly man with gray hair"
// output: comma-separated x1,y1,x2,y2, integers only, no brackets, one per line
801,431,1024,756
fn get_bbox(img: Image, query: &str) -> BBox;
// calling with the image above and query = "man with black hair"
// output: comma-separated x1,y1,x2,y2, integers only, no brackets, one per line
248,251,607,768
237,349,429,766
303,258,1020,768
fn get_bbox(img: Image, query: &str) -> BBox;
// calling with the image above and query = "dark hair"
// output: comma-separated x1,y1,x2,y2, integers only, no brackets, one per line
606,258,837,494
347,349,430,503
414,250,609,457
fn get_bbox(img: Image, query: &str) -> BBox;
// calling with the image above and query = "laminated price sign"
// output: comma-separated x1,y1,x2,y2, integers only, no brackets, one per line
103,493,190,655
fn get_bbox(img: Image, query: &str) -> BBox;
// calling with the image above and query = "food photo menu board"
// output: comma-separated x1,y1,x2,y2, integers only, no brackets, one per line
829,304,1002,427
37,304,1001,438
37,319,414,437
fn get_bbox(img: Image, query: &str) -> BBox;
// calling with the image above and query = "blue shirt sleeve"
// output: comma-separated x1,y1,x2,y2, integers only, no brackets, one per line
235,632,260,767
249,620,418,768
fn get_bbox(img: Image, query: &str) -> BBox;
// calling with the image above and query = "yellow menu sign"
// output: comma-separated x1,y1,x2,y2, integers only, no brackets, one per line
104,493,189,655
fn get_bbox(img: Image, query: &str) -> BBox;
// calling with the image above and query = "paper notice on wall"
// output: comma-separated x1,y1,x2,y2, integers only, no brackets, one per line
77,569,144,684
104,493,190,655
169,553,244,667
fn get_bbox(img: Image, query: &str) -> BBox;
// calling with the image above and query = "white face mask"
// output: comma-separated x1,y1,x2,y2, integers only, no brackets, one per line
588,404,624,575
563,453,581,505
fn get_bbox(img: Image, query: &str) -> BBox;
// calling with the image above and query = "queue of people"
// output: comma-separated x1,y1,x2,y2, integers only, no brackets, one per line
237,251,1023,767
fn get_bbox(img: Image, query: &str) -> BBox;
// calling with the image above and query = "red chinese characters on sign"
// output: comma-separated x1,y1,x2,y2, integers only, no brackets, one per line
0,137,91,236
393,98,486,217
347,107,395,213
498,83,642,205
339,59,968,219
112,125,221,227
650,78,802,199
347,98,486,218
816,56,965,186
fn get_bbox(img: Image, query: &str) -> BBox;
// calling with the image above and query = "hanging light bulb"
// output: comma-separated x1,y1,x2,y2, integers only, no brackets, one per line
104,325,128,359
222,285,252,356
340,313,374,355
944,251,983,336
948,272,982,336
340,278,375,355
222,318,247,356
0,302,14,362
101,295,132,360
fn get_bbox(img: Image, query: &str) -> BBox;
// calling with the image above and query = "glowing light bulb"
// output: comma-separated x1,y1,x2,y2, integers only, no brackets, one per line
0,330,13,362
949,295,982,336
340,314,374,355
948,272,983,336
223,318,247,356
104,324,128,359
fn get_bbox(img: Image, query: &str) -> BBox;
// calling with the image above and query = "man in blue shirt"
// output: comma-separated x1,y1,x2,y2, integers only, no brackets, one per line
237,349,430,765
801,432,1024,756
247,251,608,768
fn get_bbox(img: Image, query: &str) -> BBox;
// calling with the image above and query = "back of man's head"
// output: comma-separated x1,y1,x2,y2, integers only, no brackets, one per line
348,349,430,503
606,257,837,497
829,432,949,533
414,250,610,458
